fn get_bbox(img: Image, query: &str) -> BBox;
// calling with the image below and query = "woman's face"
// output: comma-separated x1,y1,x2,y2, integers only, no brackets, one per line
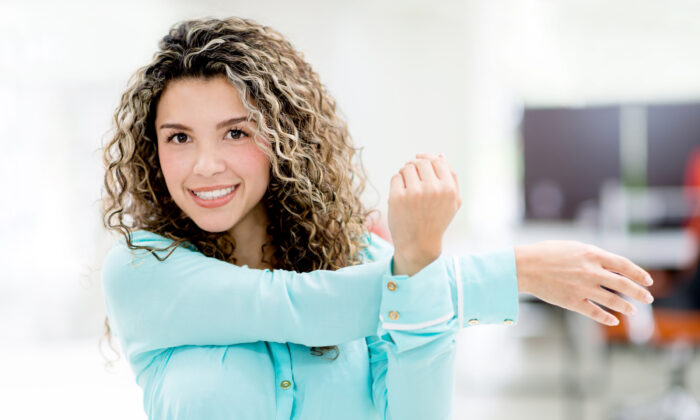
155,75,271,235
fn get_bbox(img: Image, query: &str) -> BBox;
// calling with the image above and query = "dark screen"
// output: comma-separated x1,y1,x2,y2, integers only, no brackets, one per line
521,106,620,220
647,103,700,187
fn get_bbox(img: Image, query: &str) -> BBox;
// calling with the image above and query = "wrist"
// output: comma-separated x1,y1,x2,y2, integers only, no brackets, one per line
514,244,534,295
392,248,440,276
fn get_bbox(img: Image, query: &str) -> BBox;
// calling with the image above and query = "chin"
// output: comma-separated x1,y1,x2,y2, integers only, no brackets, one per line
190,216,236,233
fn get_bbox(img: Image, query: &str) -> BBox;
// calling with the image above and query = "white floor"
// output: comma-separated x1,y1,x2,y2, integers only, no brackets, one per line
2,304,699,420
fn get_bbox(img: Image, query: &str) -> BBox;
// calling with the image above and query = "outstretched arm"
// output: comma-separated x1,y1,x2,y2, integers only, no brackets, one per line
102,231,450,367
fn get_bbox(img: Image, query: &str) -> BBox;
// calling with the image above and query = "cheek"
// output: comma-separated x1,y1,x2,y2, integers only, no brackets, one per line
237,144,271,184
158,149,186,192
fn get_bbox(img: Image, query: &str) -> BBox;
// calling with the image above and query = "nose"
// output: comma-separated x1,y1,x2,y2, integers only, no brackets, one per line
193,143,225,177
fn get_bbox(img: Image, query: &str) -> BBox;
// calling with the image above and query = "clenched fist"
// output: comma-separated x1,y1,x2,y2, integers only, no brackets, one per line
388,153,461,276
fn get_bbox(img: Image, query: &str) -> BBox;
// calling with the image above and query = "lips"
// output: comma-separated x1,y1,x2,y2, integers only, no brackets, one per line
189,184,238,193
188,184,239,208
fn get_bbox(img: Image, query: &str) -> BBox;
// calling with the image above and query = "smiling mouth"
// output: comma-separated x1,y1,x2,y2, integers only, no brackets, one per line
189,185,239,200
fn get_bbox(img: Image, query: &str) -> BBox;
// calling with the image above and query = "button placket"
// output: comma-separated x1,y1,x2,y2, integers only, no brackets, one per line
268,342,295,419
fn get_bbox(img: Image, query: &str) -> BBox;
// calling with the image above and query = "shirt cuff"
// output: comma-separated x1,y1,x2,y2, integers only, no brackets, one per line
378,255,454,333
448,248,519,327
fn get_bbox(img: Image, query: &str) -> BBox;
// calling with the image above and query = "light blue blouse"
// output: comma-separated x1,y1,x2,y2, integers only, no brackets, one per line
102,230,519,420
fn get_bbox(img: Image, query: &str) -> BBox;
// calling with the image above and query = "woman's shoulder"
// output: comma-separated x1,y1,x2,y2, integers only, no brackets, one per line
103,230,190,280
109,230,196,253
123,229,176,246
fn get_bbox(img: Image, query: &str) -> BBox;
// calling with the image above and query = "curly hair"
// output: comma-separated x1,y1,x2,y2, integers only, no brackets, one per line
101,17,377,361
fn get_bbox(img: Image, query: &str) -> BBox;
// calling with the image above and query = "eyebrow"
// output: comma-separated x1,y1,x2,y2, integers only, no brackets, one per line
159,116,249,131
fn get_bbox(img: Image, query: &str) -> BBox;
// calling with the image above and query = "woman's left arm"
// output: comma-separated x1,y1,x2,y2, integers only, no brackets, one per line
366,323,458,420
363,152,654,419
363,236,518,420
365,237,459,420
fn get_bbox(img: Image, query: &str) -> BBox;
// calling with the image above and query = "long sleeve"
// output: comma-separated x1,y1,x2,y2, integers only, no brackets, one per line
102,230,394,370
365,259,458,420
102,230,519,374
364,239,518,420
366,329,457,420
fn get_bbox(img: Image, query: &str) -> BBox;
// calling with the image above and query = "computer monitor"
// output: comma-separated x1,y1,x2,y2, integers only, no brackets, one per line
521,106,620,221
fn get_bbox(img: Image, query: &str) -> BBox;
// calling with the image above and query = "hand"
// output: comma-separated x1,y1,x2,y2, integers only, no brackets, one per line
515,240,655,326
388,153,461,276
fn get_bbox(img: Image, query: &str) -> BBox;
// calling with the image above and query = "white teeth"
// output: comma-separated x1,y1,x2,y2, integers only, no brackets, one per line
192,185,237,200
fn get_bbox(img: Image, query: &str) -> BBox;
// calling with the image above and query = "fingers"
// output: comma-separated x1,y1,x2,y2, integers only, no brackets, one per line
597,248,653,287
399,153,450,190
392,153,461,212
412,153,461,208
577,299,620,326
412,159,438,183
399,162,421,191
415,153,452,181
588,287,636,316
599,270,654,304
390,173,404,193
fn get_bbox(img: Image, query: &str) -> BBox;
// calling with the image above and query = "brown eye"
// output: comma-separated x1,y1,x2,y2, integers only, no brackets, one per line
167,133,189,144
226,129,247,140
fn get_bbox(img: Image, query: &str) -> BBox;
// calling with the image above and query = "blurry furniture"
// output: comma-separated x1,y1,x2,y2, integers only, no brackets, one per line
520,102,700,419
606,152,700,420
605,280,700,420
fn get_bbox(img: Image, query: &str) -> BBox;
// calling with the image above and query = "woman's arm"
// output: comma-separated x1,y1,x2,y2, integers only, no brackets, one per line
102,228,517,373
391,154,654,328
102,230,459,367
365,237,515,420
367,323,458,420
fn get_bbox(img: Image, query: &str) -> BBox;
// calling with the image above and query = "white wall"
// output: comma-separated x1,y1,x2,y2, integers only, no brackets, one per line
2,0,700,343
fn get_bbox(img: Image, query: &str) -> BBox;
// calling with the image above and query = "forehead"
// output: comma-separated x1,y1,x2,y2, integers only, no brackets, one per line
155,76,247,124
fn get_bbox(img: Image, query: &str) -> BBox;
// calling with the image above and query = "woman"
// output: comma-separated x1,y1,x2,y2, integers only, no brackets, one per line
101,17,654,420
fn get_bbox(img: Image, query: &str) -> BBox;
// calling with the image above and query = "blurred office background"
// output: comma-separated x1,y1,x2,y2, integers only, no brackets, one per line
1,0,699,418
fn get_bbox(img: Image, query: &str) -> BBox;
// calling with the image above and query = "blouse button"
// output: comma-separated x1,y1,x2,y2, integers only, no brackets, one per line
389,310,400,320
387,281,397,291
280,380,292,389
503,319,514,325
468,319,479,326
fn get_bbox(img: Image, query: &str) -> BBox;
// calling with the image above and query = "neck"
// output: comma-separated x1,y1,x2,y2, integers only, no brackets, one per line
228,202,274,269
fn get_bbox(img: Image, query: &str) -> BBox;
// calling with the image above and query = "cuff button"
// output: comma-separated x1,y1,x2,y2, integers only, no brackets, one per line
389,310,400,320
387,281,397,291
467,319,479,326
503,319,514,325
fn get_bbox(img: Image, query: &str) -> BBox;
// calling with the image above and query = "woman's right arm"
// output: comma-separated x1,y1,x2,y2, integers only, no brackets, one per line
102,230,458,366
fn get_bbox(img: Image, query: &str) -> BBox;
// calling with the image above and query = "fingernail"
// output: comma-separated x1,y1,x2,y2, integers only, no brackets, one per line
645,293,654,304
646,275,654,286
609,317,619,326
629,306,637,315
438,153,445,158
